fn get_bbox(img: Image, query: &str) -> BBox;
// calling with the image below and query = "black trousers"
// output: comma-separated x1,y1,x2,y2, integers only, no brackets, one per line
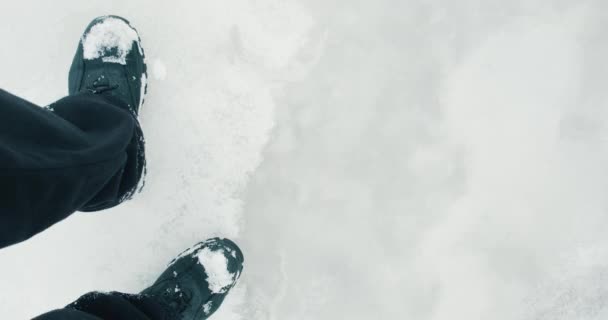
0,90,165,319
34,292,173,320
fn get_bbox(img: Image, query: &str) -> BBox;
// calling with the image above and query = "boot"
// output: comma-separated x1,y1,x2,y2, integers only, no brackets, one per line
68,15,147,115
141,238,244,319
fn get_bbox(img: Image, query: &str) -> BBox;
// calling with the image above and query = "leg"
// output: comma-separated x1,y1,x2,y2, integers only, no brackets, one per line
34,292,171,320
0,16,148,249
0,89,144,249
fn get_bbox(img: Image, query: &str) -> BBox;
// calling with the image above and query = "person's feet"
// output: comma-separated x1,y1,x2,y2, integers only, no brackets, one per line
69,15,147,116
141,238,245,320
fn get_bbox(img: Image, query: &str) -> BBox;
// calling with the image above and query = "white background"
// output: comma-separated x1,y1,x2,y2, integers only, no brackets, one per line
2,1,608,319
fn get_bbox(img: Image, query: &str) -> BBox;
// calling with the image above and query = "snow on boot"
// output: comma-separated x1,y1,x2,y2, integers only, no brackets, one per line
69,15,147,116
141,238,244,320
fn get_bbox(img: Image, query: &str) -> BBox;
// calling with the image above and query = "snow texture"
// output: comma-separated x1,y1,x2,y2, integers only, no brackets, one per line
204,301,214,315
197,248,236,294
152,59,167,81
2,1,608,320
139,72,146,109
82,17,140,65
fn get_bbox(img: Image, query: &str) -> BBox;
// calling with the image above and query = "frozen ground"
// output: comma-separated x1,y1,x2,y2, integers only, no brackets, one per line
2,1,608,319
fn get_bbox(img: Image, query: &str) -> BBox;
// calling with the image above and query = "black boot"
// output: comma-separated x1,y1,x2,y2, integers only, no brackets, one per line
68,15,147,116
67,15,148,209
141,238,245,320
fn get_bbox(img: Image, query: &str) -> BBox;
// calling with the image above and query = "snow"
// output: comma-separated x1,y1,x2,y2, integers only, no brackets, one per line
197,248,236,294
203,301,214,315
1,1,608,320
82,17,141,65
0,1,310,318
152,59,167,81
139,72,146,109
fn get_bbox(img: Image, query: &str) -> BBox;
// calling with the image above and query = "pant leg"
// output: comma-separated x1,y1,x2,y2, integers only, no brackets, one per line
0,89,145,249
33,292,173,320
32,309,104,320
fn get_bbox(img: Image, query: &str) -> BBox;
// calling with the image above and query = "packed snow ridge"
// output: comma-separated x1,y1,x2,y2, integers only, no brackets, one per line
82,17,141,65
197,248,236,294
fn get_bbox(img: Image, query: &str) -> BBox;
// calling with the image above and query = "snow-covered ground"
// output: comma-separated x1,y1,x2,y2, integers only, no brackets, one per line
2,1,608,319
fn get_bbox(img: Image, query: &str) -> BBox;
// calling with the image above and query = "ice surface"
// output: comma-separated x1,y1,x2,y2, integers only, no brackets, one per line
2,1,608,320
197,248,235,294
82,17,141,65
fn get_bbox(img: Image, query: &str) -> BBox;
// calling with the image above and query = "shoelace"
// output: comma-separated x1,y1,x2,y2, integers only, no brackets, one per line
160,286,193,313
86,80,119,94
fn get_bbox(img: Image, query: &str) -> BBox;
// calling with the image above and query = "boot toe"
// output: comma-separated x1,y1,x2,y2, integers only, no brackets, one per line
81,15,142,65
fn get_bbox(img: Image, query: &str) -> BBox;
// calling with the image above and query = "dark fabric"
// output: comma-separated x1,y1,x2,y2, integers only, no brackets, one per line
33,292,173,320
0,89,143,249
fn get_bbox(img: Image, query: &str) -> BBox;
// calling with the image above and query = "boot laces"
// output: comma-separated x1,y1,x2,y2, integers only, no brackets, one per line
86,75,119,94
87,83,119,94
160,286,192,313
